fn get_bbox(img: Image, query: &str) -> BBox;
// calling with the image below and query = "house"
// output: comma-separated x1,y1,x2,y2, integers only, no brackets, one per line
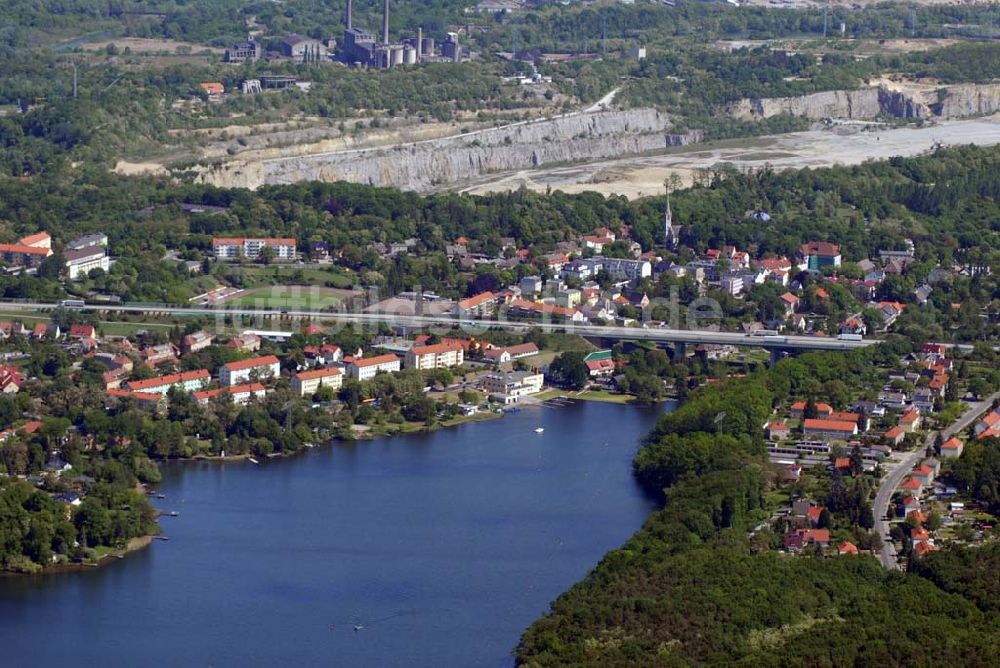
884,426,906,446
480,371,544,404
456,292,496,318
798,241,842,272
347,354,401,380
940,436,963,458
199,82,224,98
518,276,543,296
912,541,937,560
212,237,297,262
901,495,921,516
899,409,922,433
779,292,800,316
219,355,280,386
140,343,178,367
974,410,1000,437
585,359,616,378
802,419,858,440
193,382,268,405
405,342,464,370
303,323,326,337
789,401,833,419
124,369,210,395
182,331,213,354
766,422,791,441
508,299,584,323
292,368,344,397
0,366,21,394
901,476,923,497
106,389,167,412
68,324,96,342
784,528,830,552
483,343,539,364
838,541,859,556
911,464,935,487
227,332,262,352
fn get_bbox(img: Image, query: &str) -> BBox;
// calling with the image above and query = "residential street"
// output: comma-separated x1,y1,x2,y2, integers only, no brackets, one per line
874,391,1000,570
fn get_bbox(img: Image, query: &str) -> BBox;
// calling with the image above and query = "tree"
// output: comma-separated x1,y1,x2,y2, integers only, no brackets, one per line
548,352,589,390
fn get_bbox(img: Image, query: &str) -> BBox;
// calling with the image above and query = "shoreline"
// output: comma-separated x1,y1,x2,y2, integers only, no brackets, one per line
1,534,157,577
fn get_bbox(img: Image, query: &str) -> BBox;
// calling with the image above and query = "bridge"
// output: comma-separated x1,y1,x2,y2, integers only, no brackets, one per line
10,300,881,358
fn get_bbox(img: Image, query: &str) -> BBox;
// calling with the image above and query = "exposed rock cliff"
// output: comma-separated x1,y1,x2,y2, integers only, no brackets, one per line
196,109,699,191
726,83,1000,122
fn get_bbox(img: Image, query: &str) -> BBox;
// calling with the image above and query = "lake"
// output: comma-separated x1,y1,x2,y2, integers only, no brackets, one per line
0,400,669,667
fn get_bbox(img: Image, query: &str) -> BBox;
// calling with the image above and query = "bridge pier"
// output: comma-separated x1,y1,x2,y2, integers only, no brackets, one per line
671,341,687,362
769,347,790,366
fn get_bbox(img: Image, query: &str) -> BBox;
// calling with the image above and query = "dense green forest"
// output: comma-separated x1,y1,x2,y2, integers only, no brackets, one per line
516,346,1000,665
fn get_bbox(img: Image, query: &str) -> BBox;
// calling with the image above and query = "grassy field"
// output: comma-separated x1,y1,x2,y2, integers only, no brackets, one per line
225,286,346,310
229,266,356,289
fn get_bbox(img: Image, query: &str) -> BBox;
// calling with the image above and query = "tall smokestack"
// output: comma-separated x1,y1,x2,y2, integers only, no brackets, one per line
346,0,352,30
382,0,389,44
416,26,422,60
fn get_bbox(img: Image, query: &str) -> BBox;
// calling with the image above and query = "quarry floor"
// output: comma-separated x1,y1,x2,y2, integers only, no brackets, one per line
450,115,1000,199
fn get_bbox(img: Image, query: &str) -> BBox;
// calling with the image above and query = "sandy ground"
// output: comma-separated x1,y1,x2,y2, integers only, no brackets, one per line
78,37,222,54
453,116,1000,199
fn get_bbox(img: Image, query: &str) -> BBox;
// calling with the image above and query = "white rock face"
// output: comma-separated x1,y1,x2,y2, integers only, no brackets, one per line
726,83,1000,121
197,109,699,191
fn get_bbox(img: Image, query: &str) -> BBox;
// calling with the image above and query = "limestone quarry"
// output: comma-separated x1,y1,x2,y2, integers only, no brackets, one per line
181,81,1000,193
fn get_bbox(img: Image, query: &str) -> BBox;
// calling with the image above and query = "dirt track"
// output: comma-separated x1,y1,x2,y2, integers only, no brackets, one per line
453,116,1000,199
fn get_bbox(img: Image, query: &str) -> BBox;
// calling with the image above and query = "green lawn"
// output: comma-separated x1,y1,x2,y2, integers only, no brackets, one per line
226,286,345,310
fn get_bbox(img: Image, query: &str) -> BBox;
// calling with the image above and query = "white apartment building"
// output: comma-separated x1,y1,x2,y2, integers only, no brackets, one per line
219,355,281,386
292,367,344,397
481,371,544,404
404,342,464,370
347,354,400,380
212,237,297,261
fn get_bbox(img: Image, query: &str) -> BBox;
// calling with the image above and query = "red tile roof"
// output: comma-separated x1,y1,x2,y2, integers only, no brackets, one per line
411,342,463,356
223,355,280,372
294,368,343,381
352,354,399,368
127,369,210,392
458,292,495,310
803,419,856,433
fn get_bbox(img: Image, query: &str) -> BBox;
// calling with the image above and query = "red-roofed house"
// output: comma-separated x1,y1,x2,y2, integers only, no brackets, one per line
838,541,859,556
884,425,906,446
784,528,831,552
585,359,616,378
899,409,922,433
940,436,964,458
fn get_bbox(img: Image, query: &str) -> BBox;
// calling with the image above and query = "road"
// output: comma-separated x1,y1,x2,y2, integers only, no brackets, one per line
874,391,1000,570
5,300,879,353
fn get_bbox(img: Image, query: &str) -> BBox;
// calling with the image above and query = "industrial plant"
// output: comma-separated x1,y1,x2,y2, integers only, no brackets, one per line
341,0,466,68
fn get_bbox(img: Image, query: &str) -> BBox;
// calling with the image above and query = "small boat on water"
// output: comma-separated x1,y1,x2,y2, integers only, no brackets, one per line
156,494,165,500
168,511,179,517
535,427,545,434
248,457,259,465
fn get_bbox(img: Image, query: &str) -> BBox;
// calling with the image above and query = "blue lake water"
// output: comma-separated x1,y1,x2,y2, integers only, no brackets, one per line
0,400,668,667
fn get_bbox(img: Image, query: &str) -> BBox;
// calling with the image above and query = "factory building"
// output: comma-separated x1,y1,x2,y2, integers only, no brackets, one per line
340,0,464,68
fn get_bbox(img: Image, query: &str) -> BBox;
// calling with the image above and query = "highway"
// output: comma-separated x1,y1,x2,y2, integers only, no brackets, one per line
874,391,1000,570
5,300,882,352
